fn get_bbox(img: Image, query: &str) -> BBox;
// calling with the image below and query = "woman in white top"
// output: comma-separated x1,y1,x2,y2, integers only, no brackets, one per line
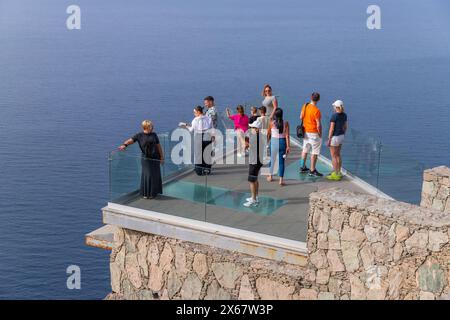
261,84,278,119
180,106,213,175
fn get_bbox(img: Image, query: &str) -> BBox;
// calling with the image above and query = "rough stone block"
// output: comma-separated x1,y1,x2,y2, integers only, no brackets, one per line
125,253,142,289
423,171,437,182
372,242,388,262
395,224,409,242
316,269,330,285
256,277,295,300
147,242,160,266
110,263,121,293
238,275,254,300
421,195,433,209
211,262,243,289
405,231,428,252
180,273,203,300
330,208,345,232
193,253,208,279
366,285,387,300
341,226,366,245
349,211,363,228
437,186,450,200
317,233,328,250
175,246,188,275
341,241,360,272
364,225,381,243
349,274,366,300
327,229,341,250
148,264,164,292
296,288,318,300
159,243,174,272
392,242,403,262
432,198,445,211
359,244,374,270
428,231,449,252
417,259,446,293
419,291,435,300
317,211,330,233
205,280,231,300
318,292,335,300
442,177,450,187
445,198,450,213
422,181,436,196
388,268,403,299
310,250,328,269
167,270,182,299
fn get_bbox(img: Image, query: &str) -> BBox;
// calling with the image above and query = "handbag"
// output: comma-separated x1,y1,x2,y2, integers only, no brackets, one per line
296,103,309,138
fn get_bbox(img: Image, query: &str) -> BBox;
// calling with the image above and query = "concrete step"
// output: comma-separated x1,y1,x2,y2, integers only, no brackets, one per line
85,225,116,250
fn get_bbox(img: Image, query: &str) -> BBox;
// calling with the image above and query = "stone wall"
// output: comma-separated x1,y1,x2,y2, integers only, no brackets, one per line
421,166,450,213
307,188,450,300
108,229,316,300
108,167,450,300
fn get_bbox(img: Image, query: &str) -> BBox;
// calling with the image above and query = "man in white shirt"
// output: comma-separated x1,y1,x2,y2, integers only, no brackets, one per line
180,106,213,175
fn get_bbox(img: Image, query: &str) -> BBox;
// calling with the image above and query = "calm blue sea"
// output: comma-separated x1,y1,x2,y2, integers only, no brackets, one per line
0,0,449,299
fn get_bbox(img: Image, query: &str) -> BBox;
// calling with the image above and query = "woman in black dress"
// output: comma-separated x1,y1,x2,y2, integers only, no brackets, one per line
118,120,164,199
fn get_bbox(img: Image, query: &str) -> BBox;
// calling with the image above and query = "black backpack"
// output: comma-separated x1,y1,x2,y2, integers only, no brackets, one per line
296,103,309,138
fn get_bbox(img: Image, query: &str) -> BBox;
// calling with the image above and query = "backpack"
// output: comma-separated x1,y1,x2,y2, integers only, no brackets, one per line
296,103,309,138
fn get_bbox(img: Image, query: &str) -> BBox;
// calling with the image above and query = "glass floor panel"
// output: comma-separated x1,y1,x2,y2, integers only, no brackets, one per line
163,180,287,216
284,159,333,181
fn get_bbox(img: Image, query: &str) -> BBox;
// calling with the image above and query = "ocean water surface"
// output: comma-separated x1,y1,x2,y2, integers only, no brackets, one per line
0,0,449,299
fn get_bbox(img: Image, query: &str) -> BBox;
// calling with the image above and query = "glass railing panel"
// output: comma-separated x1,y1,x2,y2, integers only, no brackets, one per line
204,165,317,242
377,144,425,204
281,95,424,202
109,144,142,201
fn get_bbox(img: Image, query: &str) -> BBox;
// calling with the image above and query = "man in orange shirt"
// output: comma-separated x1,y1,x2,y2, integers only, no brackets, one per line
300,92,323,177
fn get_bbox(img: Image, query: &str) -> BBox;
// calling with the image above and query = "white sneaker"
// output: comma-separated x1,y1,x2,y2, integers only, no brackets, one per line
246,197,259,203
243,199,258,207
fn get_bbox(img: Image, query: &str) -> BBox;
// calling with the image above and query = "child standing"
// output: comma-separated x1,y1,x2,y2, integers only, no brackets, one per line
258,106,270,162
326,100,348,181
244,118,263,207
249,106,259,124
258,106,270,131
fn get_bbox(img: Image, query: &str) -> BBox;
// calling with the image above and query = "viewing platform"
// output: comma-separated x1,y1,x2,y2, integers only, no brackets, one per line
83,118,450,301
107,143,372,243
89,133,390,265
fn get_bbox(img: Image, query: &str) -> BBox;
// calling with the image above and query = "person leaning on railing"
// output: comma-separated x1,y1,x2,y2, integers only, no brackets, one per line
118,120,164,199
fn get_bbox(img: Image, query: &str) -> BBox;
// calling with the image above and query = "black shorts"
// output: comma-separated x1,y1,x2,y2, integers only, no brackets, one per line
248,164,262,182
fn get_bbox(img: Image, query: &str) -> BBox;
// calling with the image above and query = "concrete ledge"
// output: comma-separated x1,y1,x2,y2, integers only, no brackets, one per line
102,202,308,266
85,225,116,250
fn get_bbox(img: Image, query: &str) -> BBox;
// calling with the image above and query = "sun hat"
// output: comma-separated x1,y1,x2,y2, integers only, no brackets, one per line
332,100,344,108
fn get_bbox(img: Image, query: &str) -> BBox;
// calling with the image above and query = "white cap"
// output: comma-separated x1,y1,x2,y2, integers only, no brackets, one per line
332,100,344,108
249,118,262,129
